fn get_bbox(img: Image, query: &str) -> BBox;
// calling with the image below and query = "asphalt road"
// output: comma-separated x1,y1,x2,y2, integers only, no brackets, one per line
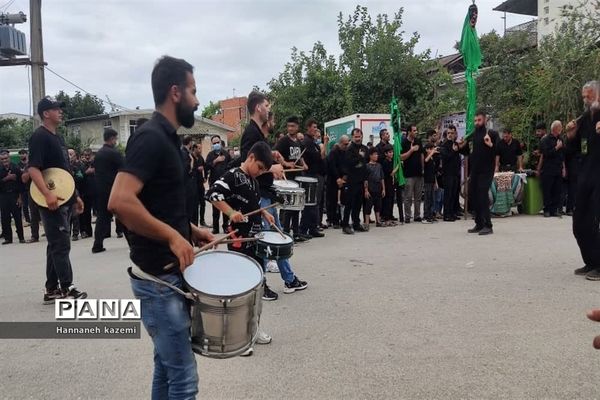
1,214,599,399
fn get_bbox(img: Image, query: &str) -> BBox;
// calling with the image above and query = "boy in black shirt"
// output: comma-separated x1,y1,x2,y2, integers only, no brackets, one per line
423,143,439,224
363,148,385,228
380,145,396,225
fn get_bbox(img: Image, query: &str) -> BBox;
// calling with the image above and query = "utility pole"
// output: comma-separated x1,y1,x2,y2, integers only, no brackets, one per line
29,0,45,127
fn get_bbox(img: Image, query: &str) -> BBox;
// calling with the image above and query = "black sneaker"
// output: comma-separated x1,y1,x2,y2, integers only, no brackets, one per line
478,227,494,236
309,231,325,238
586,269,600,281
354,225,367,232
414,217,422,222
283,277,308,294
43,288,63,305
91,247,106,254
342,226,355,235
62,285,88,299
300,233,312,240
333,224,341,229
72,235,79,241
468,225,483,233
262,286,278,301
575,265,594,276
293,235,307,243
543,212,551,218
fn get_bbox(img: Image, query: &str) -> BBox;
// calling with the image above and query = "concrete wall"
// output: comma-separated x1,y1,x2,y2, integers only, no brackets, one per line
537,0,596,41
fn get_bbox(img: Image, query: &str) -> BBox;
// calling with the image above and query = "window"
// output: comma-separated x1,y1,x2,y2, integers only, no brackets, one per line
129,119,137,136
544,6,549,14
544,17,549,25
103,119,111,128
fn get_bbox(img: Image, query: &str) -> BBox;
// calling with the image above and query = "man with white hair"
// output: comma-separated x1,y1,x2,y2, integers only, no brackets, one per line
566,81,600,280
539,120,565,218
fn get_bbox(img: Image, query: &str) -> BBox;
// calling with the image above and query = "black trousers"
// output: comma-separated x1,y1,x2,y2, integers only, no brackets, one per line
79,193,94,237
469,173,493,229
186,189,199,227
281,210,300,235
22,191,30,222
342,183,363,228
566,158,580,213
28,192,40,240
382,182,394,220
39,205,73,290
573,171,600,268
211,204,229,233
541,173,562,214
93,191,124,249
0,192,24,241
198,185,206,224
326,179,340,225
443,175,459,218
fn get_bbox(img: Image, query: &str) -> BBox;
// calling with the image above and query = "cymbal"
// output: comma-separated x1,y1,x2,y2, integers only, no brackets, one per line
30,167,75,208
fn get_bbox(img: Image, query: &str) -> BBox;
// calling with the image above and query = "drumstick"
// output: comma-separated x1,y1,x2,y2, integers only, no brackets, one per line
241,202,280,218
270,222,286,239
283,168,305,173
163,230,238,271
220,237,259,245
294,149,307,165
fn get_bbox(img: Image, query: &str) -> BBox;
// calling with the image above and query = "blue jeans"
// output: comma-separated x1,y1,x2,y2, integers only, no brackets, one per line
130,273,198,400
433,188,444,214
260,197,295,284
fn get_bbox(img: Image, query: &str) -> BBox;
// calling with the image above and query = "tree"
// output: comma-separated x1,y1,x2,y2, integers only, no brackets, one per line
201,101,221,119
0,118,33,149
55,91,105,121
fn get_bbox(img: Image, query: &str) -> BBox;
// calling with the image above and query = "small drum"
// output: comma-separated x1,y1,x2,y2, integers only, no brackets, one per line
255,230,294,260
295,176,318,206
183,251,264,359
272,180,305,211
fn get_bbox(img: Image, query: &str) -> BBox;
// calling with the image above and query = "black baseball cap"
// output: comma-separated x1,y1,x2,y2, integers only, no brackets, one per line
37,96,65,116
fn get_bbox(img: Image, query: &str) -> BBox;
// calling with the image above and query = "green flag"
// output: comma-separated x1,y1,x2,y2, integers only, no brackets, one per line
390,96,406,186
459,3,481,139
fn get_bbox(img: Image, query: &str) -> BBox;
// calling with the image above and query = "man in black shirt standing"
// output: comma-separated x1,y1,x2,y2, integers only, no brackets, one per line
0,150,25,244
79,148,95,238
109,56,213,397
401,124,424,223
299,118,326,238
92,128,125,253
341,128,368,234
28,96,87,303
375,128,391,160
17,149,31,224
465,110,499,235
567,81,600,280
495,128,523,173
192,142,208,226
539,121,565,217
275,116,309,241
440,127,462,221
205,134,231,234
326,135,349,228
180,135,199,226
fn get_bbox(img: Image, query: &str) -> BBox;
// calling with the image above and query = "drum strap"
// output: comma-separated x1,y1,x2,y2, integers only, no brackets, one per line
130,265,197,301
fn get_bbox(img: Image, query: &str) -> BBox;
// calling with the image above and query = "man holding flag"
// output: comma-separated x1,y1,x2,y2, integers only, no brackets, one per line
390,97,406,223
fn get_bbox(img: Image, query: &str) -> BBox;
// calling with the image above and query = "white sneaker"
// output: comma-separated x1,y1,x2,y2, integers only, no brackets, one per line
266,260,279,273
240,347,253,357
256,330,272,344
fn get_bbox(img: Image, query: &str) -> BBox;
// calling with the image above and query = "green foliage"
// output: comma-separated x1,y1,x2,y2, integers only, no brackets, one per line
0,118,34,149
201,101,221,119
228,134,241,148
55,91,105,121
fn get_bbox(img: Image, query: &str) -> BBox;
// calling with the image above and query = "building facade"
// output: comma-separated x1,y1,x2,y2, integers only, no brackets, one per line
65,109,234,155
210,96,247,142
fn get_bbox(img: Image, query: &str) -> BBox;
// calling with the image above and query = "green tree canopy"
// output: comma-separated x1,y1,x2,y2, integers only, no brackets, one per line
55,91,105,121
201,100,221,119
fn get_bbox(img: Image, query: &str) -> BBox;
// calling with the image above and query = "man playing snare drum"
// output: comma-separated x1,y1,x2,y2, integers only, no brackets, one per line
109,56,214,399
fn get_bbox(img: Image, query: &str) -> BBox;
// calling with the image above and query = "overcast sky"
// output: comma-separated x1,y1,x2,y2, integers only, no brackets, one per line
0,0,531,117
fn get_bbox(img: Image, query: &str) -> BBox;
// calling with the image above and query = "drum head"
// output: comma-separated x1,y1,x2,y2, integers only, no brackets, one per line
184,251,262,296
258,231,293,244
295,176,318,183
273,180,299,188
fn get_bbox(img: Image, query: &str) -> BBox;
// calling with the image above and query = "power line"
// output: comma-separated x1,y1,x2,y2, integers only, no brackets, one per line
44,65,133,111
0,0,16,12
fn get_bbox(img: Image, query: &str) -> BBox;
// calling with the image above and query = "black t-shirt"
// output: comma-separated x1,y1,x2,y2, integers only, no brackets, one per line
495,139,522,169
275,135,303,179
366,162,383,193
342,142,368,183
539,134,565,176
401,137,424,177
206,167,262,247
94,144,124,193
0,162,23,194
205,149,231,184
381,157,394,187
424,155,437,183
239,119,276,199
440,140,461,177
302,136,325,176
28,126,70,172
121,112,190,275
573,110,600,174
469,127,499,175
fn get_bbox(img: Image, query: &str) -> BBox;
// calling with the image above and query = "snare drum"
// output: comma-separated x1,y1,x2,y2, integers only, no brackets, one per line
295,176,318,206
272,180,305,211
255,230,294,260
183,251,264,359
